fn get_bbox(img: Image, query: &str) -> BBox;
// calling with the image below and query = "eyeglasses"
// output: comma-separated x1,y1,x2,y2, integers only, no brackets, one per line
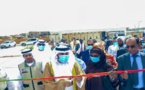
38,44,45,46
24,54,32,57
59,52,69,55
88,44,93,46
90,55,100,57
126,45,135,49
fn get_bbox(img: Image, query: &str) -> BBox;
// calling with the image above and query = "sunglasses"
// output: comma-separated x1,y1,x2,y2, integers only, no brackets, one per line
59,52,69,55
88,44,93,46
24,54,32,57
90,55,100,57
38,44,45,46
126,45,135,49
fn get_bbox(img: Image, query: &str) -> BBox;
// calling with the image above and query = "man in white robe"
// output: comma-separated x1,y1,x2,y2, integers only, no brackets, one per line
42,44,85,90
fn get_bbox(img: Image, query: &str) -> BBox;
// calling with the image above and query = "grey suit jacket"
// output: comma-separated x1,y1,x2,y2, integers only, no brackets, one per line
117,52,145,90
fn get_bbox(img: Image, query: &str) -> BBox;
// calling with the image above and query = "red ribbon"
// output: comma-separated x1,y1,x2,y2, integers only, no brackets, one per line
1,69,145,82
31,69,145,81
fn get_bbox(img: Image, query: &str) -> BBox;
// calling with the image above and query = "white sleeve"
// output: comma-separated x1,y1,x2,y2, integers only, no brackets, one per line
0,67,15,90
13,66,23,90
76,77,85,88
108,46,112,54
7,76,16,90
42,61,46,72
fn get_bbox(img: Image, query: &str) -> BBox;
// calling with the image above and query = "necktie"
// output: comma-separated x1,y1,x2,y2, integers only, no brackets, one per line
132,54,138,85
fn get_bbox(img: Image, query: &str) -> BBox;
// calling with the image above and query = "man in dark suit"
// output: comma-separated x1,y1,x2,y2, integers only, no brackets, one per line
117,37,145,90
116,48,127,58
81,39,94,65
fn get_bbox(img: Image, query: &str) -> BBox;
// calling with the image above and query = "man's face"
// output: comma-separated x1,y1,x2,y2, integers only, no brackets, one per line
126,39,139,54
80,39,83,44
57,52,69,62
113,39,117,43
117,38,123,46
23,53,34,63
87,41,94,46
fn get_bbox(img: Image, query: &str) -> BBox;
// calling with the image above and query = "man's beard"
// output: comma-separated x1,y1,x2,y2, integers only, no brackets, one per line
119,43,123,47
26,58,34,63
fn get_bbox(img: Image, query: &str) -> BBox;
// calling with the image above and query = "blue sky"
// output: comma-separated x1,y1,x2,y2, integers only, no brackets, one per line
0,0,145,35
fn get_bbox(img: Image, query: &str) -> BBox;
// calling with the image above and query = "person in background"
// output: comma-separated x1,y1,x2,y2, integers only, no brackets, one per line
60,38,68,44
108,38,119,58
117,38,126,49
93,39,97,43
70,36,81,58
78,39,86,58
94,42,118,69
116,37,128,58
75,57,86,72
81,39,94,65
85,47,119,90
48,40,55,52
142,45,145,53
139,39,144,52
42,44,85,90
32,39,51,65
16,49,45,90
105,38,113,51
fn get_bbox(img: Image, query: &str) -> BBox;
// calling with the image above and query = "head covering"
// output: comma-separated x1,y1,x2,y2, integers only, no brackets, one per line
93,43,105,51
49,43,76,82
32,39,51,62
55,44,70,51
21,49,32,55
85,48,113,90
33,39,50,51
86,47,106,73
50,43,76,77
37,39,46,44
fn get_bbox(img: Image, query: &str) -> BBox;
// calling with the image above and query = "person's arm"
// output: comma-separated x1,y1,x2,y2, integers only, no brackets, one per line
12,66,23,90
117,57,128,87
42,62,71,90
108,46,112,54
0,67,9,90
74,62,86,89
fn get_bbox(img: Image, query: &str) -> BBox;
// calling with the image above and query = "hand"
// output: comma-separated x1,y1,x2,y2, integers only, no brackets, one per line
75,76,82,83
72,51,76,54
106,60,112,66
121,71,128,80
64,80,73,87
109,70,118,81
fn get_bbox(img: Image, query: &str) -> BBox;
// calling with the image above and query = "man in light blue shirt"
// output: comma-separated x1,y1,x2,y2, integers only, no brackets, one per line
117,37,145,90
75,57,86,72
130,52,144,89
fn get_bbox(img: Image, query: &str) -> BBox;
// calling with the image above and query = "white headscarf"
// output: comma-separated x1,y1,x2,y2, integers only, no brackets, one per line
32,40,51,62
50,46,76,81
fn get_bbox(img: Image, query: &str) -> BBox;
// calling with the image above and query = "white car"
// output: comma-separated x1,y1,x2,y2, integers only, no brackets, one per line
20,38,38,46
0,40,16,48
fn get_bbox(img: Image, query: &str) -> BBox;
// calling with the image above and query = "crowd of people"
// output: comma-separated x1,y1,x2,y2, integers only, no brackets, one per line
1,35,145,90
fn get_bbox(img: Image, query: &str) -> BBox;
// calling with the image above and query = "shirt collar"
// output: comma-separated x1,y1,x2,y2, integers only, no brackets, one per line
25,60,36,67
130,51,141,57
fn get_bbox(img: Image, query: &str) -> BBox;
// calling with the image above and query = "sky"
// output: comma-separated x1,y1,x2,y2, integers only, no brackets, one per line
0,0,145,36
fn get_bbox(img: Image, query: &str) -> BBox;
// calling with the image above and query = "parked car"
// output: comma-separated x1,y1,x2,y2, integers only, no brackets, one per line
20,38,38,46
0,40,16,49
